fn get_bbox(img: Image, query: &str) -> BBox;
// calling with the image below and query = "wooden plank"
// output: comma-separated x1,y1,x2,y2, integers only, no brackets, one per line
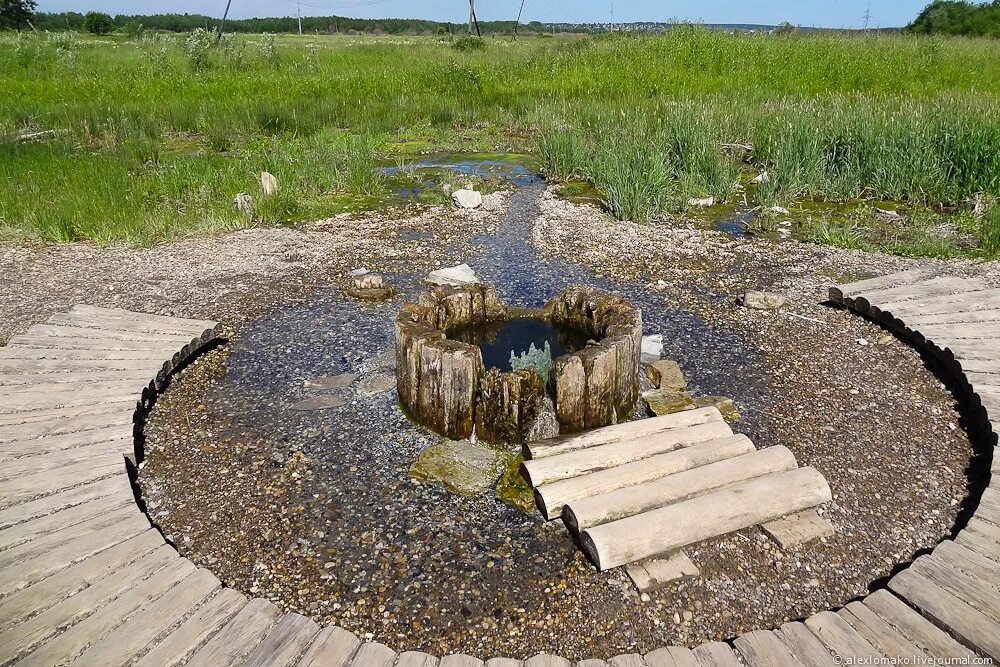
645,648,699,667
762,509,835,549
608,655,645,667
21,323,198,342
581,467,831,570
536,434,755,520
8,335,179,352
0,387,139,412
0,358,161,373
0,474,131,530
70,568,221,666
186,598,282,666
15,557,196,666
956,524,1000,563
907,308,1000,327
439,655,485,667
934,540,1000,587
626,552,699,592
0,455,126,506
523,419,733,486
484,659,523,667
524,656,571,667
564,446,798,533
0,438,131,482
733,629,798,666
0,543,176,664
525,407,723,460
0,529,163,629
242,612,321,667
0,425,131,461
70,304,218,330
134,589,249,667
0,410,133,443
910,554,1000,622
296,626,361,667
830,268,937,301
0,370,154,386
862,589,976,660
576,659,608,667
839,601,928,660
0,347,176,361
889,567,1000,659
0,506,148,595
348,641,398,666
857,276,987,305
396,651,441,666
774,622,835,667
0,399,135,427
0,489,133,550
804,610,882,660
877,285,1000,313
691,642,741,667
917,322,1000,341
47,311,213,337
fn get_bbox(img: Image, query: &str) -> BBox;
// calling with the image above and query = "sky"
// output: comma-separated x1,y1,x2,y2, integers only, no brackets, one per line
36,0,934,29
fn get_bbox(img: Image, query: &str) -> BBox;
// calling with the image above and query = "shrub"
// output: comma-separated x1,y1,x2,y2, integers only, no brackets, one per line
451,35,486,52
83,11,114,35
980,206,1000,257
184,27,214,70
123,20,144,39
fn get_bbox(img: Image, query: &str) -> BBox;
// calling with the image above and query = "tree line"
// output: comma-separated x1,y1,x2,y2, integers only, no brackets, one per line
906,0,1000,36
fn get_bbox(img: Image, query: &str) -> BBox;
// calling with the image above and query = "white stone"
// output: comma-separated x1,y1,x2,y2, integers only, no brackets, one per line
452,188,483,209
426,263,480,286
350,267,370,277
751,171,770,184
688,196,715,207
260,171,277,196
769,205,789,215
641,334,663,363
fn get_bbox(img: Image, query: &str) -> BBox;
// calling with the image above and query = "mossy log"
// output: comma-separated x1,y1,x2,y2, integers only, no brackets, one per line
476,368,545,445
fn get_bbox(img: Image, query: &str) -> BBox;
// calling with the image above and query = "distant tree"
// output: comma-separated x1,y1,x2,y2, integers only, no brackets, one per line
775,21,798,36
0,0,37,31
123,19,144,38
83,10,113,34
907,0,1000,37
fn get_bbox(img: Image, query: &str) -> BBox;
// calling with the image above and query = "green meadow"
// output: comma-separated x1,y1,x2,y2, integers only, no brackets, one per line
2,28,999,254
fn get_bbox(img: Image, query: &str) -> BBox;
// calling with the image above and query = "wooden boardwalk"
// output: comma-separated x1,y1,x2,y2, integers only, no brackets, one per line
0,292,997,665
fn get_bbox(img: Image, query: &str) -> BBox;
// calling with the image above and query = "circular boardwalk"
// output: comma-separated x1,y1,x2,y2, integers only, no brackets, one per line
0,282,997,664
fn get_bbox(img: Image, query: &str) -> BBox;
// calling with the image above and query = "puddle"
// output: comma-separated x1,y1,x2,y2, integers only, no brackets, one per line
376,152,544,197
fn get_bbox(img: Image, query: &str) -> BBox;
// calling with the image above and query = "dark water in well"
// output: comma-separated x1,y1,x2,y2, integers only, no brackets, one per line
451,317,588,373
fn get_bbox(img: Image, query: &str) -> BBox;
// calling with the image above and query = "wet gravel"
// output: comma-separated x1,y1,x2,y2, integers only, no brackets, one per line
134,184,980,659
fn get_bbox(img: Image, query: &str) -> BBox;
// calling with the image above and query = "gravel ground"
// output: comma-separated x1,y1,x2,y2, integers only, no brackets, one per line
2,185,988,659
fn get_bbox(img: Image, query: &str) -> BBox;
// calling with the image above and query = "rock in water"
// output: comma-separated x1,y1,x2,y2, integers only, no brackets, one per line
304,373,357,390
693,395,740,421
261,171,277,196
409,439,505,496
645,359,686,391
738,290,789,311
642,389,695,416
452,188,483,209
640,334,663,364
688,196,715,207
426,263,480,286
497,455,537,513
345,273,394,301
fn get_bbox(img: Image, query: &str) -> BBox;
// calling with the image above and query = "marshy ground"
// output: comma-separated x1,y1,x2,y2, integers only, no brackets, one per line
15,185,965,658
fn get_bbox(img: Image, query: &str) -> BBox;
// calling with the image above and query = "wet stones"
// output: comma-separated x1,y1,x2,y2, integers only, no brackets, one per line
345,272,395,301
646,359,686,392
426,263,481,286
409,439,505,496
738,290,789,311
452,188,484,209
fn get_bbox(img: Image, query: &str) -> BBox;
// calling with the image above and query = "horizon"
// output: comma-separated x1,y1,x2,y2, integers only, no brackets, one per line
35,0,932,30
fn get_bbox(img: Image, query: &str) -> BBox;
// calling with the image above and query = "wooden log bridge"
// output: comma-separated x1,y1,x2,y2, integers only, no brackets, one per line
1,283,999,664
521,407,832,570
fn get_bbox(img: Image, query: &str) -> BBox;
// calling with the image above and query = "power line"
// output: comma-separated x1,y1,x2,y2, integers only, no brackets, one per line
862,1,873,30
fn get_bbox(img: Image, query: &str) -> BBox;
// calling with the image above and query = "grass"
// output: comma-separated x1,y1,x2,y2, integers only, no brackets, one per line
1,28,1000,253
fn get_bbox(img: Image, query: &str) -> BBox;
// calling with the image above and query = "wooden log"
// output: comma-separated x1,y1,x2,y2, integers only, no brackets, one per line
521,419,733,487
186,598,282,667
397,651,440,667
733,629,799,666
525,407,723,460
439,655,485,667
241,613,321,667
349,642,398,666
773,622,833,667
297,626,362,667
133,589,248,667
536,434,756,521
579,467,831,570
861,589,976,660
644,647,699,667
691,641,741,666
552,354,586,432
476,368,544,445
804,610,882,660
523,655,571,667
838,602,928,660
563,445,798,532
829,268,936,302
910,554,1000,623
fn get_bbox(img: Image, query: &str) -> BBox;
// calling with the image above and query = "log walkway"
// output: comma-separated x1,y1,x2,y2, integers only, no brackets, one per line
1,288,998,664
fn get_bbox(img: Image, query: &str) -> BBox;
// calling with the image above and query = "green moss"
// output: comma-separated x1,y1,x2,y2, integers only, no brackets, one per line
496,454,536,514
642,389,695,416
409,439,505,497
693,395,741,422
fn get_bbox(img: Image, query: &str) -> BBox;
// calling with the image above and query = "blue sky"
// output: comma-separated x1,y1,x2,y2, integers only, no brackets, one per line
37,0,933,29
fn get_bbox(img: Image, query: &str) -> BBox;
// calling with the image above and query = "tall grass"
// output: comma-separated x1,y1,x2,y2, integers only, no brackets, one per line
2,29,1000,245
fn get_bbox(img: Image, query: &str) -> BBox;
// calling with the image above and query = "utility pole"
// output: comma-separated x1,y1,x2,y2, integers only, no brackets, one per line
610,0,615,32
215,0,232,43
862,1,873,31
467,0,481,37
298,0,303,35
512,0,526,40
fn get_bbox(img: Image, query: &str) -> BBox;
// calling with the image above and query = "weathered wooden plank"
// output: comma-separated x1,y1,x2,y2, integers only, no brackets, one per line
15,557,195,667
889,567,1000,658
47,311,214,337
644,647,699,667
934,539,1000,586
857,276,987,306
862,589,976,660
577,659,609,667
581,467,831,570
774,622,835,667
917,322,1000,342
484,659,524,667
523,419,733,487
877,286,1000,315
7,335,180,352
0,410,132,443
839,601,928,660
242,612,321,667
956,524,1000,563
0,399,135,428
134,588,249,667
296,626,361,667
608,655,645,667
762,509,835,549
804,610,882,660
830,268,937,301
907,308,1000,327
0,425,132,462
348,641,398,666
691,641,741,666
626,552,700,592
0,488,133,550
0,357,161,373
0,454,126,506
564,446,797,533
910,554,1000,622
524,407,723,460
0,529,163,629
186,597,282,667
397,651,441,667
70,567,221,666
0,506,148,595
0,438,131,482
524,656,572,667
22,323,198,343
0,370,154,386
537,434,755,521
0,347,176,361
733,629,798,666
0,474,131,530
0,391,139,416
0,542,176,664
70,304,218,330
